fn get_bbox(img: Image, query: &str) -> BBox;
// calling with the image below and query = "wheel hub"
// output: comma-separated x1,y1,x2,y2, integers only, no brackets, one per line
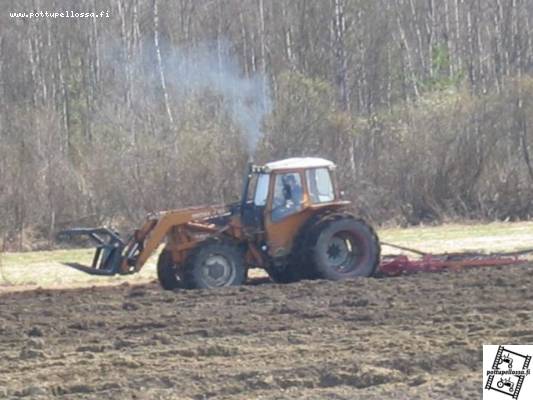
324,233,364,273
208,262,225,279
327,237,350,268
201,254,234,287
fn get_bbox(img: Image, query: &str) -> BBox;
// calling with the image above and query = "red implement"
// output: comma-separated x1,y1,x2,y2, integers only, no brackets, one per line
378,242,530,276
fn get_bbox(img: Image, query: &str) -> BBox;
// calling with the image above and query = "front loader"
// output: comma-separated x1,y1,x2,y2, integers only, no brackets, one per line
58,157,381,289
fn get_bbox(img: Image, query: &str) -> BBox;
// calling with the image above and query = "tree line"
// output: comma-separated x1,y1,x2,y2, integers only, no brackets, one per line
1,0,533,250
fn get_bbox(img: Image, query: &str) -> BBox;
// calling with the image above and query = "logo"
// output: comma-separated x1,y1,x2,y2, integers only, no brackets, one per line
484,345,532,399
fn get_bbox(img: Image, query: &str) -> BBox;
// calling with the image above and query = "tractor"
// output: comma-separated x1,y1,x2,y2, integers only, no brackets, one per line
498,354,513,370
59,157,380,289
497,377,515,392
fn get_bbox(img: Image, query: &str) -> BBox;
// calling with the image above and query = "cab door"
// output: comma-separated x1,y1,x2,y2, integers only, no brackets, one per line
264,170,313,258
242,173,270,231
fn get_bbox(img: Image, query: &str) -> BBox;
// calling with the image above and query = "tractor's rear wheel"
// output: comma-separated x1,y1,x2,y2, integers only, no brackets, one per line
307,215,380,280
157,250,181,290
182,240,246,289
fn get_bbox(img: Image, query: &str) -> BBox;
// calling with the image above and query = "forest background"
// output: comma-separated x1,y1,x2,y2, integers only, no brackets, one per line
2,0,533,250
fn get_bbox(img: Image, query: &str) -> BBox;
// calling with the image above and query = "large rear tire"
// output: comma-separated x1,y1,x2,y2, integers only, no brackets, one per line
157,250,181,290
307,215,380,280
182,240,246,289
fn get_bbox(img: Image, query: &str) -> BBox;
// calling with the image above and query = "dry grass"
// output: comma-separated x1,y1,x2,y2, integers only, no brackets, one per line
2,221,533,291
379,221,533,254
0,248,157,291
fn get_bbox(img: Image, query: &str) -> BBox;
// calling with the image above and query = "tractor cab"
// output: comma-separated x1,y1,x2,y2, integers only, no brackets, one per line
241,157,348,258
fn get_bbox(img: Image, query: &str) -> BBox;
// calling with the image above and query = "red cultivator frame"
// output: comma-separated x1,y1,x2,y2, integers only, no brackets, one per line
378,242,531,276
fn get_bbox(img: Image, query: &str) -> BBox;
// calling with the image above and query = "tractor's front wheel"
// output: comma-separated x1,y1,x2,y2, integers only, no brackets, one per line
157,250,181,290
182,240,246,289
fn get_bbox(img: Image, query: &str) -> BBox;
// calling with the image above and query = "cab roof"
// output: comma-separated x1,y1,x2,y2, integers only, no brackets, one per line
263,157,335,171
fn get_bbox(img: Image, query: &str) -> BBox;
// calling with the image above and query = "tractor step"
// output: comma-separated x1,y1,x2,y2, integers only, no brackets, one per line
57,228,126,275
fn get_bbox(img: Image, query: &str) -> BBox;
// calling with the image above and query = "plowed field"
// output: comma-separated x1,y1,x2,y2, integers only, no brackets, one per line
1,264,532,399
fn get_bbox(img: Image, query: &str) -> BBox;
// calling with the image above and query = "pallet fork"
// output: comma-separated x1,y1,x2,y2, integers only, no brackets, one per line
57,228,126,275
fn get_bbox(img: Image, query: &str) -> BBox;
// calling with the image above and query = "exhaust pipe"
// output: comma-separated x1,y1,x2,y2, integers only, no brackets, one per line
240,161,254,216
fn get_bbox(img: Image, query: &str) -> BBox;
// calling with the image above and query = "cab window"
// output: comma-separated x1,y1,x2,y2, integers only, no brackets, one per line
271,172,303,222
306,168,334,203
253,174,269,206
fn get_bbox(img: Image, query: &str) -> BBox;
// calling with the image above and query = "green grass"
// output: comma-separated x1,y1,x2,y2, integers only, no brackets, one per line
1,221,533,289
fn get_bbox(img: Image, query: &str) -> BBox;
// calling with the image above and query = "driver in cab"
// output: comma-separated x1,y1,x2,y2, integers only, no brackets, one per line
272,174,302,221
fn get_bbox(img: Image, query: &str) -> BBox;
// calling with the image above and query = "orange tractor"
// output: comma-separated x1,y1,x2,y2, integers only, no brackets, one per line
59,158,381,289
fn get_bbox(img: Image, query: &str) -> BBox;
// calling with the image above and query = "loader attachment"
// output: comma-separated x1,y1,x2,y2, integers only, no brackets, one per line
57,228,126,276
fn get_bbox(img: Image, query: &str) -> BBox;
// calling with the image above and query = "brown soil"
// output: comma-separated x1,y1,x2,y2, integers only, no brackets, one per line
1,265,532,399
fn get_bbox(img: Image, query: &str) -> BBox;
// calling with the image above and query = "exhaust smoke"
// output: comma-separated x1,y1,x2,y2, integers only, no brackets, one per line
163,41,272,155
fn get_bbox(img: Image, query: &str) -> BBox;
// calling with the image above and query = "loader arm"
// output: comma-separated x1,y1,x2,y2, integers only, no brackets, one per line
58,205,231,276
123,206,223,271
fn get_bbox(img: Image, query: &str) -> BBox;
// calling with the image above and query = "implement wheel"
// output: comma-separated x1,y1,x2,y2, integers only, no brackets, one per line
307,215,380,280
183,240,246,289
157,250,181,290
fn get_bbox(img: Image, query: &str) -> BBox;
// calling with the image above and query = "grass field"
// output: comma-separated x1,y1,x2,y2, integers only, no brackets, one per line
0,248,158,290
1,221,533,290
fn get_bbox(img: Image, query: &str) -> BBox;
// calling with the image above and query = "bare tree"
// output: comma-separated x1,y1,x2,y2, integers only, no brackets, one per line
1,0,533,248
